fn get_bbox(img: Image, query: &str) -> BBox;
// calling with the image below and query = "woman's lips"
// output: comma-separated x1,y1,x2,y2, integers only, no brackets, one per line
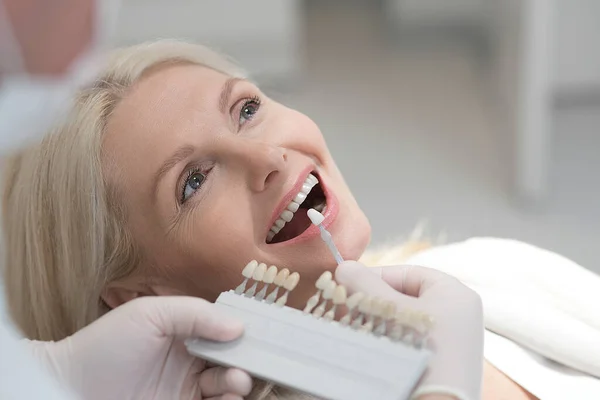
267,172,339,247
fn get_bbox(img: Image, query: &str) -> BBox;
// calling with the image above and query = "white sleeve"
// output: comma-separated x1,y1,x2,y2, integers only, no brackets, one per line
405,237,600,377
0,284,77,400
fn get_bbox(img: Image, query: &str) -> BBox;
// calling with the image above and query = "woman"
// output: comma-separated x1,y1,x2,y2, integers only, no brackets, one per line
2,39,550,399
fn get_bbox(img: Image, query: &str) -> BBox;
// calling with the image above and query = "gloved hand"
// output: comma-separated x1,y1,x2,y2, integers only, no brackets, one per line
335,261,484,400
26,296,252,400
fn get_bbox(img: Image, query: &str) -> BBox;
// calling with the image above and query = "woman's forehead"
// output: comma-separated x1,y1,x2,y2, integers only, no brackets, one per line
122,64,232,111
105,65,231,145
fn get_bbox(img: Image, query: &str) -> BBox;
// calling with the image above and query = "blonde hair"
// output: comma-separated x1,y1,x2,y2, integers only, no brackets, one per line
1,39,430,399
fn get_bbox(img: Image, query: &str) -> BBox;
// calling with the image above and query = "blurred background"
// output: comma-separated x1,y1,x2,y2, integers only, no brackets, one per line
115,0,600,272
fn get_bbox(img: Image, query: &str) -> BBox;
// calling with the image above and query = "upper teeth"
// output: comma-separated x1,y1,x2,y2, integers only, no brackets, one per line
267,173,319,243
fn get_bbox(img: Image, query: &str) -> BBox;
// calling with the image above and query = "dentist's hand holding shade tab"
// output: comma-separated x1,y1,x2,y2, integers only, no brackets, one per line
335,261,485,400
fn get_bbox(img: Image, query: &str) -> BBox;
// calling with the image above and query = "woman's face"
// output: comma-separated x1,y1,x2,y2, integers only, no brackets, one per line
102,63,370,309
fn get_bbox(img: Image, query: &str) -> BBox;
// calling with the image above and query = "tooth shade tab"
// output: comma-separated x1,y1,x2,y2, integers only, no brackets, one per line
322,281,337,299
346,292,365,309
382,302,397,320
276,272,300,308
284,272,300,291
253,263,267,281
236,260,259,294
315,271,332,290
332,286,347,305
370,297,384,318
264,266,278,283
307,208,325,226
274,268,290,286
242,260,258,278
358,297,372,314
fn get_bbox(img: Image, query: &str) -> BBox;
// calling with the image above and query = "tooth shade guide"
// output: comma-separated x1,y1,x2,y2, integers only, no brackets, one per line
187,291,431,400
235,261,432,348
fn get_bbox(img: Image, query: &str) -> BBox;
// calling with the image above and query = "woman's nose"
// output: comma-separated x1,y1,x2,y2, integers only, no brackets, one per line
236,141,287,192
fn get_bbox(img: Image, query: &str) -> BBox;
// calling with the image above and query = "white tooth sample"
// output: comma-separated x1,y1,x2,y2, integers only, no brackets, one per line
375,301,397,336
416,313,435,348
303,271,332,314
275,219,285,228
266,231,275,243
316,271,333,289
245,262,266,297
324,285,346,321
284,272,300,290
266,268,289,303
352,296,372,329
388,310,409,341
402,310,420,346
274,268,290,286
293,191,307,204
243,260,259,277
270,225,282,234
275,272,300,307
235,260,258,294
307,173,318,184
362,297,382,333
307,209,325,226
421,314,435,332
340,292,364,325
256,265,278,301
287,201,300,212
312,280,336,318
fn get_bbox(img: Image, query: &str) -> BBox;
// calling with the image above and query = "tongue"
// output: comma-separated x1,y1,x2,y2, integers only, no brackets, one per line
273,209,312,243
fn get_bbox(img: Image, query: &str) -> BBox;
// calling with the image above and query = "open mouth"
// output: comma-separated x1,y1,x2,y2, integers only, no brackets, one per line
266,172,327,244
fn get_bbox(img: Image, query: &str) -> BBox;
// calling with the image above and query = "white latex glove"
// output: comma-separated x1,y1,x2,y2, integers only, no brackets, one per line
335,261,484,400
26,296,252,400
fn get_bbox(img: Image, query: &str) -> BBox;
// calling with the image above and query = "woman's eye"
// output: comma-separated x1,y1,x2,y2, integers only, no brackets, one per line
181,171,206,203
239,97,261,125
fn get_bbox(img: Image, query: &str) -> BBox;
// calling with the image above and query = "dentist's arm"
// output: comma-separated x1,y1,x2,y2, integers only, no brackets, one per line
336,262,484,400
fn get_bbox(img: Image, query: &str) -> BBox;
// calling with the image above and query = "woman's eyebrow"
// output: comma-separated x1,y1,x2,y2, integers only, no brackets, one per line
219,77,244,114
152,144,195,201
